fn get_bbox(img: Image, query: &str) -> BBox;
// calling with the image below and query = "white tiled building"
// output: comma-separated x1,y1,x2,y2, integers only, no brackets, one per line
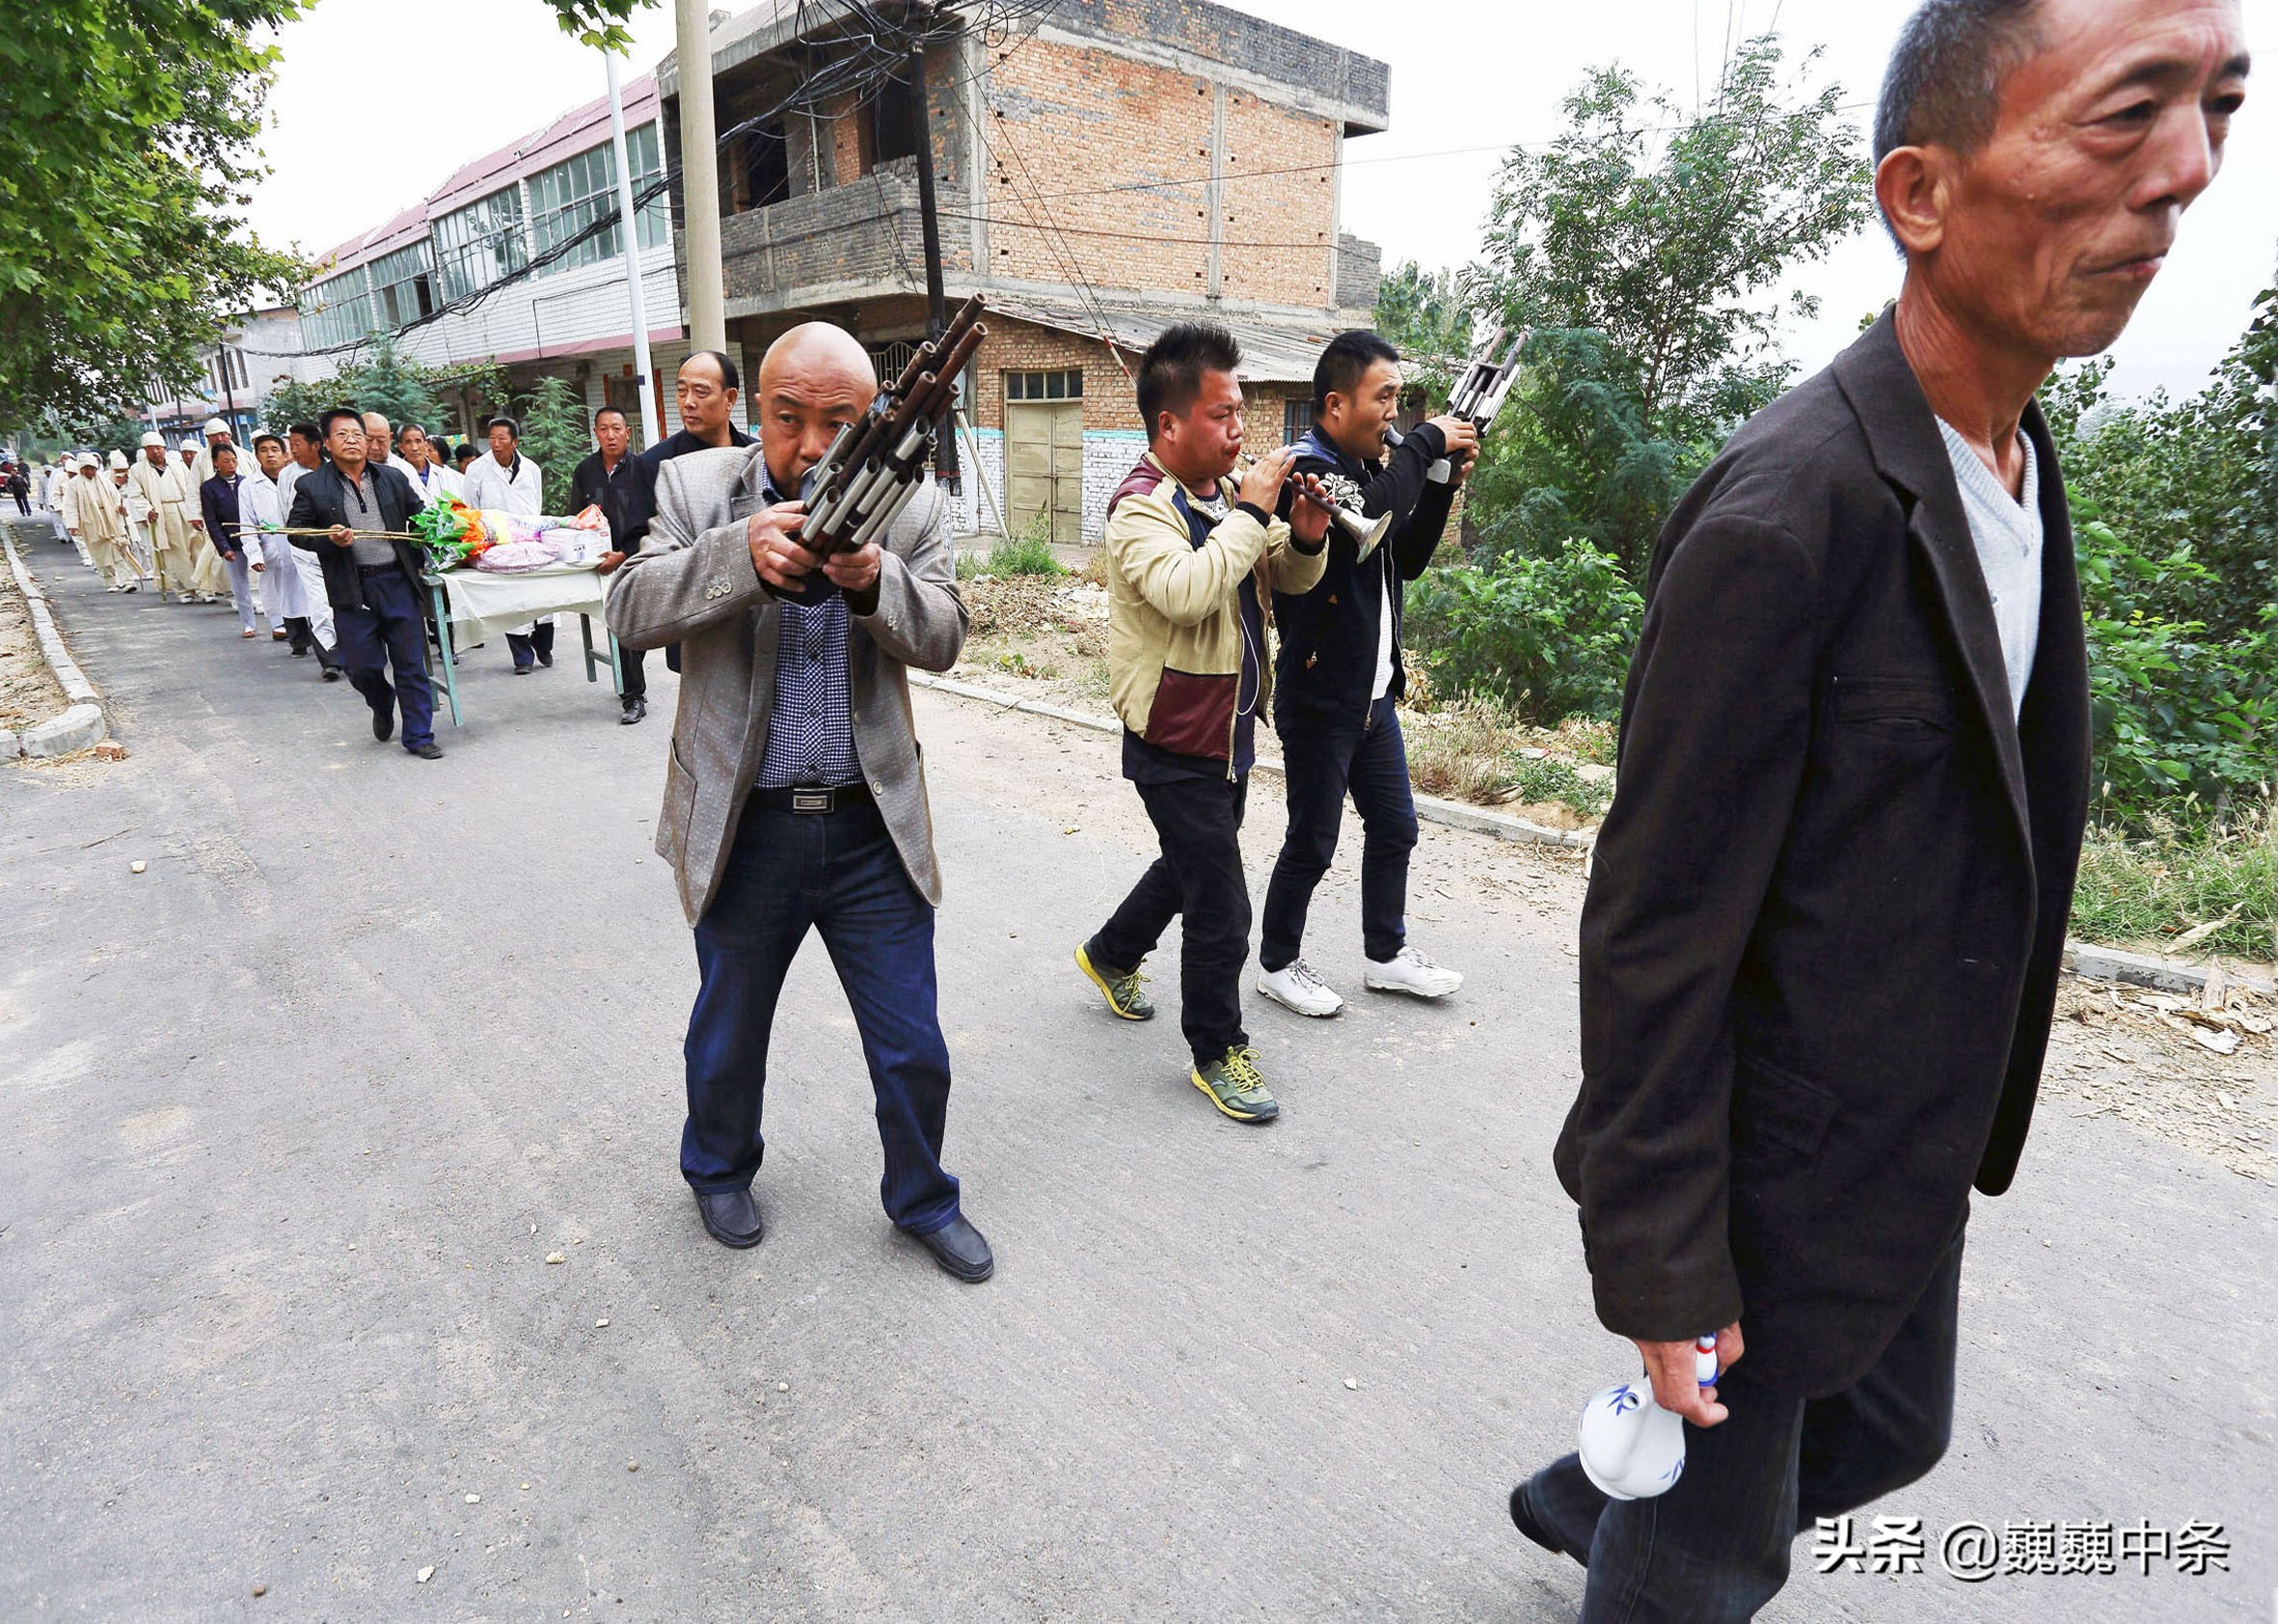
288,74,735,448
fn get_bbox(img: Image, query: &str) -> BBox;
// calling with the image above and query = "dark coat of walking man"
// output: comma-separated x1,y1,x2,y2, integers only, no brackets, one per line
1506,1,2249,1617
605,322,993,1284
287,407,444,760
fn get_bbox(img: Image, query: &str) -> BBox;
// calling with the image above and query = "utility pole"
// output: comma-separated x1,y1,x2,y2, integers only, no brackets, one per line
604,46,667,447
674,0,727,352
906,40,959,488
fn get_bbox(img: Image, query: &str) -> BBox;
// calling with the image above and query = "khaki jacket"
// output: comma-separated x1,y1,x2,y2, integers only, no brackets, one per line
1103,451,1326,762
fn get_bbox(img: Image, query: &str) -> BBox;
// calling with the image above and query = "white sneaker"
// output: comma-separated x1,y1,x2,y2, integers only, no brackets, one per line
1258,958,1344,1017
1365,946,1464,999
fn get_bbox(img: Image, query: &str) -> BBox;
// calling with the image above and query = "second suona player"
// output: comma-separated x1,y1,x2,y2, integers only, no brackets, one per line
1256,331,1480,1016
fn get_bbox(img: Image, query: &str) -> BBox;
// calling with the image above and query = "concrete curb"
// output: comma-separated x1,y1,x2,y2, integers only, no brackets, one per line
2,519,109,759
909,672,1595,851
2065,940,2274,998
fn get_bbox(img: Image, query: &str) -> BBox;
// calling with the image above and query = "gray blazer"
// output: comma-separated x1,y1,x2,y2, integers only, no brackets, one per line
604,443,968,924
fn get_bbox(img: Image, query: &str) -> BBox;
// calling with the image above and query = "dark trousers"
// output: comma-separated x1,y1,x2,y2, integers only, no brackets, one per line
10,491,26,516
683,798,962,1234
334,566,435,749
506,620,556,669
1522,1232,1964,1622
1089,772,1252,1068
620,643,647,701
1261,695,1419,970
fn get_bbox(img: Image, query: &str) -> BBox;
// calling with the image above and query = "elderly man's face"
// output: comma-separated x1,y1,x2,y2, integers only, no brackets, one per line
362,416,393,460
757,354,870,495
676,355,738,441
1929,0,2249,357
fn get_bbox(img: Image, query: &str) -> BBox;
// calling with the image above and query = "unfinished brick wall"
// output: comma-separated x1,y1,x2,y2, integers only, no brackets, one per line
1219,91,1341,308
975,35,1341,310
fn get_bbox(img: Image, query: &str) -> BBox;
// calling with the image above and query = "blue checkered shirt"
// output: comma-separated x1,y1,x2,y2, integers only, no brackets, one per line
755,466,863,789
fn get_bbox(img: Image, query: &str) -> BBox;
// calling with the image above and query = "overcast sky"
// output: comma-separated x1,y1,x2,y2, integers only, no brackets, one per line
247,0,2275,399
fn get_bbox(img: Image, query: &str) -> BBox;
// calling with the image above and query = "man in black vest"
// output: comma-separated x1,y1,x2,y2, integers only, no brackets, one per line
286,406,443,759
1505,1,2247,1617
1256,331,1478,1017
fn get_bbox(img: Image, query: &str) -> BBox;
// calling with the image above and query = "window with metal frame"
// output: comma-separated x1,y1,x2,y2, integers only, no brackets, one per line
433,186,529,301
527,123,669,278
297,269,375,350
1283,396,1312,444
1005,368,1082,402
366,242,438,331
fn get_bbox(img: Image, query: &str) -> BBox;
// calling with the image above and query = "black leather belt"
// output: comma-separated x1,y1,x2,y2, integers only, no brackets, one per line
749,783,871,814
356,561,402,577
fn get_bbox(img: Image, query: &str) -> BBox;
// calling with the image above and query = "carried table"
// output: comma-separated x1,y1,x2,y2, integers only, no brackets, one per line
421,562,624,726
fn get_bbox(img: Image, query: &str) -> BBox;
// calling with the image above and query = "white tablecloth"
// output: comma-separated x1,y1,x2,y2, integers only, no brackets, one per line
434,562,610,645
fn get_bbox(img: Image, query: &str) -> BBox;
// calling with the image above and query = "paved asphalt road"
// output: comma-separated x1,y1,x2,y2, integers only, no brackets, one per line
2,541,2272,1622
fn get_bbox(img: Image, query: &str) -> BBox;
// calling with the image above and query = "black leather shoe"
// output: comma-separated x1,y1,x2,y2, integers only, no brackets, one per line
320,665,342,682
695,1187,763,1249
370,706,393,743
908,1214,993,1282
535,648,554,668
619,696,647,725
406,742,444,760
512,663,532,675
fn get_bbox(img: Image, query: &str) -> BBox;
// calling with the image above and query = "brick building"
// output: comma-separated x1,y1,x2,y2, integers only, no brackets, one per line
666,0,1388,538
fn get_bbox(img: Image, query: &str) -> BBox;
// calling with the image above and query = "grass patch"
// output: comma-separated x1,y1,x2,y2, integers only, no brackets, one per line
958,524,1066,580
1401,696,1614,823
2069,799,2275,961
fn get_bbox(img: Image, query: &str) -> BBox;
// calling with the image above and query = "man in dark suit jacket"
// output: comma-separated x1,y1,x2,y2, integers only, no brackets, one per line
287,406,443,760
1506,1,2249,1616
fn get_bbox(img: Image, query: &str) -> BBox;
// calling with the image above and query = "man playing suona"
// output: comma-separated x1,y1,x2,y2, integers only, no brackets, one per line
606,322,993,1285
1073,322,1331,1125
1257,330,1480,1018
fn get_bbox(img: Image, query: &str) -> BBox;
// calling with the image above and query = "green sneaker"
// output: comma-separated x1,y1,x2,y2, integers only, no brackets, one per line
1076,942,1154,1021
1190,1045,1279,1123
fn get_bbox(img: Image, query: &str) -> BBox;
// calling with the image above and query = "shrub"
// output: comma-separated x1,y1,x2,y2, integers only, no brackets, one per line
1403,536,1641,722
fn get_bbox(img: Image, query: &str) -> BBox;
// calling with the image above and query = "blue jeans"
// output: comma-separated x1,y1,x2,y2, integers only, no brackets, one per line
333,565,435,750
684,798,962,1234
1260,695,1418,970
1519,1231,1963,1622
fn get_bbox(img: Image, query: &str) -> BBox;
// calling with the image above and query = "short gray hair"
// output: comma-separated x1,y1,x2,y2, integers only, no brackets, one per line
1874,0,2044,165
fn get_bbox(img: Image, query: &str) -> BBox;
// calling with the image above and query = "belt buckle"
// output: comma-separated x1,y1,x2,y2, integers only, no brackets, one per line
791,788,832,814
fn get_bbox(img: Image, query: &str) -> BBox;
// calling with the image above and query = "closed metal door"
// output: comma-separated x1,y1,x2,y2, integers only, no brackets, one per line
1006,400,1084,544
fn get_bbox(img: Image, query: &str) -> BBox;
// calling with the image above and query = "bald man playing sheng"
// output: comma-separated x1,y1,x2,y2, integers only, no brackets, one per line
606,322,992,1282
